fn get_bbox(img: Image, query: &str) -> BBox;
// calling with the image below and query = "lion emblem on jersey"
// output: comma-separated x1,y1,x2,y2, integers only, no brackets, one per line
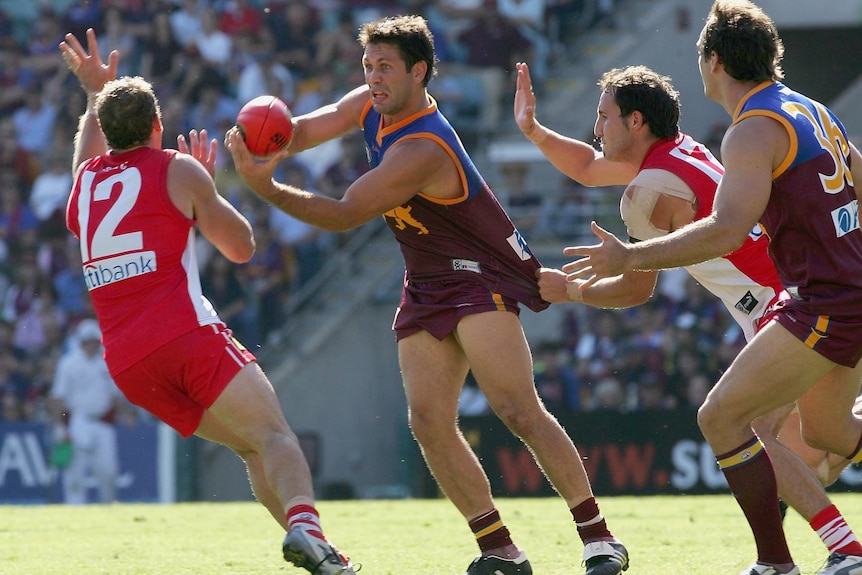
385,205,429,234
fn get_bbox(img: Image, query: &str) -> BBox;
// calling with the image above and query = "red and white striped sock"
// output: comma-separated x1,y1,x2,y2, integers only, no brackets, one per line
287,504,326,541
811,504,862,556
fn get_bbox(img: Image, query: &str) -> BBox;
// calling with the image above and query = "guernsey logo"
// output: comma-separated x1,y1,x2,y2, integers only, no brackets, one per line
831,199,859,238
83,251,157,290
506,230,533,261
384,205,429,234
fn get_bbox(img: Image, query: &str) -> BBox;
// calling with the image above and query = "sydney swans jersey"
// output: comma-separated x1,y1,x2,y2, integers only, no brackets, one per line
360,98,549,313
736,82,862,315
630,134,783,340
67,147,220,375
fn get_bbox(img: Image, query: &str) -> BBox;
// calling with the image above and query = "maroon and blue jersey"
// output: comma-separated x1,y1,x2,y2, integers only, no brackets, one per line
359,97,549,313
735,82,862,317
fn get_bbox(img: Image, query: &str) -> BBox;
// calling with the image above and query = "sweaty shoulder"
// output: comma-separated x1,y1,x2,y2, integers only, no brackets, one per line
727,115,791,174
621,168,695,240
166,152,214,219
387,136,463,201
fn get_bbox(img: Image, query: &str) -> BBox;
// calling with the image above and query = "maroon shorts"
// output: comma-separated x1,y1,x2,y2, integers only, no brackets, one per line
113,323,256,437
392,278,521,341
764,298,862,367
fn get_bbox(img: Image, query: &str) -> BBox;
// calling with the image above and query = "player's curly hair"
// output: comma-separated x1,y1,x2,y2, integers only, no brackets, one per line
358,15,438,87
701,0,784,82
599,65,680,140
95,76,161,150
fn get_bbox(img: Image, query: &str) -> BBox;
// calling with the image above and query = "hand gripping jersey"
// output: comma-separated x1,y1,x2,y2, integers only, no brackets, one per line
360,97,549,313
621,133,783,340
735,82,862,316
66,147,221,376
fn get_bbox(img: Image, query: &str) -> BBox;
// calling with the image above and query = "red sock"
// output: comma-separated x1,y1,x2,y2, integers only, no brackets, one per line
469,509,513,553
716,436,792,565
287,504,325,540
811,505,862,556
571,497,613,542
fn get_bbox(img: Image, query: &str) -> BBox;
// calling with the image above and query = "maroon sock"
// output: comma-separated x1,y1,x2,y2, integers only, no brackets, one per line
469,509,513,553
571,497,613,542
716,436,792,565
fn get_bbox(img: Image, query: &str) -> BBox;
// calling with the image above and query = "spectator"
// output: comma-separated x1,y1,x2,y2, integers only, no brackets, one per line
316,130,370,200
495,160,546,237
218,0,263,38
11,82,59,161
0,170,40,253
169,0,204,50
48,319,124,504
187,84,240,144
98,7,139,79
268,162,328,290
236,50,295,107
236,214,291,347
457,3,531,132
28,146,73,237
200,251,258,347
590,376,626,411
192,7,233,67
533,343,581,412
138,10,185,98
496,0,550,86
574,309,621,381
457,371,491,416
0,47,30,115
266,1,319,79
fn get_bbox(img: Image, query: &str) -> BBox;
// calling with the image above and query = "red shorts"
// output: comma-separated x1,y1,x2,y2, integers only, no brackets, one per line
763,297,862,367
113,323,256,437
393,278,521,341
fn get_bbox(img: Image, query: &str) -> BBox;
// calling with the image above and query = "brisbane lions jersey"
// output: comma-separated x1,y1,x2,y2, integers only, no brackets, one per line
360,97,549,313
735,82,862,316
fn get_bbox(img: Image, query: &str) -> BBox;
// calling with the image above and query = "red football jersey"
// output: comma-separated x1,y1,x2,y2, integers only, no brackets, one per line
67,147,221,376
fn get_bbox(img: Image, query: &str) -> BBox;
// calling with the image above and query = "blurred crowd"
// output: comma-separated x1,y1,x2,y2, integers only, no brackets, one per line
0,0,743,428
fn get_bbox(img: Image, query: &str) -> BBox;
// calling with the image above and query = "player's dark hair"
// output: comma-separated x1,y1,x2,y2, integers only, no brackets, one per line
358,15,438,87
701,0,784,82
95,76,161,150
599,66,680,140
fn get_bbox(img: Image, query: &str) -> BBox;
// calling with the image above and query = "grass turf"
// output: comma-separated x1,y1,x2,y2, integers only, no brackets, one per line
1,494,858,574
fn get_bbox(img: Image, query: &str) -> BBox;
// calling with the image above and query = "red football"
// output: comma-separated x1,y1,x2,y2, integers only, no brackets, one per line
236,95,294,158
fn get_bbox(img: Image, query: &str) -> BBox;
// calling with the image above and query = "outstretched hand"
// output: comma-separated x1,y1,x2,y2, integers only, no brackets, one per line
561,221,631,288
514,62,538,135
178,129,218,179
59,28,118,95
224,126,288,197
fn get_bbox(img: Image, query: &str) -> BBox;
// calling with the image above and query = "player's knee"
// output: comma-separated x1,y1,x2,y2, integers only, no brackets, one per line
407,405,448,444
496,401,547,439
696,399,721,438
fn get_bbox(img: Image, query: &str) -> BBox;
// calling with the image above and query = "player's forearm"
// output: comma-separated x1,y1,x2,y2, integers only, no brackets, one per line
522,122,625,188
260,180,358,233
580,276,652,308
628,215,743,271
72,93,107,171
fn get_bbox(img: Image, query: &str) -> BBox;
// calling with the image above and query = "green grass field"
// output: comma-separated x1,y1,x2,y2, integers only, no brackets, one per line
1,494,859,575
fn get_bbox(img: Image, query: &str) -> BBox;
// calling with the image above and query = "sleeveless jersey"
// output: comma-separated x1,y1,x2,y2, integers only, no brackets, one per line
66,147,221,376
735,82,862,316
632,133,783,340
360,97,549,313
